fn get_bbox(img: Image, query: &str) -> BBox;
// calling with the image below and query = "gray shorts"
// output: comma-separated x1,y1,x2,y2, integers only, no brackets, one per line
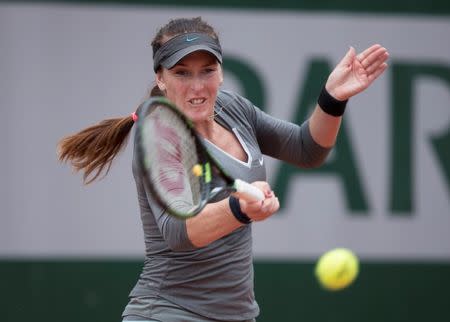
122,295,256,322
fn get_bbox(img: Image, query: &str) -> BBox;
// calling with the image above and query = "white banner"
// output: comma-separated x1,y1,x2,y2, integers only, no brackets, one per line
1,3,449,259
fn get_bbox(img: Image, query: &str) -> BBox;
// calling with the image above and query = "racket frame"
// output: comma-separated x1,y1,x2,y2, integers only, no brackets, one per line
135,96,248,219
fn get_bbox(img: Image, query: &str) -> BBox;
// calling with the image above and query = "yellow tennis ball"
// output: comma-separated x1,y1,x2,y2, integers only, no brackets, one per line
191,164,203,177
315,248,359,291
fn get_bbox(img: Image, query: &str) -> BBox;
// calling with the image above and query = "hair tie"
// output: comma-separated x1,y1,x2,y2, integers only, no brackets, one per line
131,112,138,122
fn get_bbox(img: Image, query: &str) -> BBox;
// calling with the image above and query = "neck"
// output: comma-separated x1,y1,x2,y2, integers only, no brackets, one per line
195,119,221,141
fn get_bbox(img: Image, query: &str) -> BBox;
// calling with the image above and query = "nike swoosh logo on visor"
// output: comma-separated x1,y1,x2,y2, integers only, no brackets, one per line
186,36,200,42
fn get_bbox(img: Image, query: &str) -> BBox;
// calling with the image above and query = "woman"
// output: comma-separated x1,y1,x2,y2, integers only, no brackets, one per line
58,17,388,322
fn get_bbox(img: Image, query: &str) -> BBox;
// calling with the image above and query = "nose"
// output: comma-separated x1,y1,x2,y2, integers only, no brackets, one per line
190,75,205,91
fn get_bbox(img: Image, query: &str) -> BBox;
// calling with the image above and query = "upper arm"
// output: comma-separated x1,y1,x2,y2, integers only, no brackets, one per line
132,144,197,252
236,95,332,168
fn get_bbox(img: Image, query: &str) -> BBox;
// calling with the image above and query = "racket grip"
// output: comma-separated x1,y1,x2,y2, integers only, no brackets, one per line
233,179,265,201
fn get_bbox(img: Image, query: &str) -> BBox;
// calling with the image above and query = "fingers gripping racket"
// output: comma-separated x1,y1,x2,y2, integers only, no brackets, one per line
135,97,264,219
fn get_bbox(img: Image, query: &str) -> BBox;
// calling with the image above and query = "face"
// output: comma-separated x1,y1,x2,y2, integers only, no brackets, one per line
156,51,223,123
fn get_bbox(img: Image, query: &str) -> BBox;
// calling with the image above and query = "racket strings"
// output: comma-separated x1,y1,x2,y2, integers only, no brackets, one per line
142,106,202,212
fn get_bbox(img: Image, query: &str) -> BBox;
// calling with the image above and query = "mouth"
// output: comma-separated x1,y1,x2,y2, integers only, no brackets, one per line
188,98,206,105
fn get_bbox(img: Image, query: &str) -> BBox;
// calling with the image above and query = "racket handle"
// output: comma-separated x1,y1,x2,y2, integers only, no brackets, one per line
233,179,265,201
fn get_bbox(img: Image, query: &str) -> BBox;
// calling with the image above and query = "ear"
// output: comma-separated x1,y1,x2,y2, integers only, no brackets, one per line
155,72,166,91
219,67,224,86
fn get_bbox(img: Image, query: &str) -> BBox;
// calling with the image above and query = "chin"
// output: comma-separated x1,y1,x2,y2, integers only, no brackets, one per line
189,112,211,123
185,107,212,122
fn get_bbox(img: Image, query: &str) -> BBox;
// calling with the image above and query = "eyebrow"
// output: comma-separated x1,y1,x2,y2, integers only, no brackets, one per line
174,59,218,68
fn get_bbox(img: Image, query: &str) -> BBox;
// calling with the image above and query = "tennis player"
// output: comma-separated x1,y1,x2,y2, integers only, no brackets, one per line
58,17,388,322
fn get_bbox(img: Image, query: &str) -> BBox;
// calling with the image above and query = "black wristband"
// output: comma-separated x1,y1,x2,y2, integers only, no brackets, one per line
229,196,252,225
318,86,348,117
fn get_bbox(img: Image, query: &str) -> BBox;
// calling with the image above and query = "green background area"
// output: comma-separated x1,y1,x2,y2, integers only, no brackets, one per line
2,0,450,15
2,260,450,322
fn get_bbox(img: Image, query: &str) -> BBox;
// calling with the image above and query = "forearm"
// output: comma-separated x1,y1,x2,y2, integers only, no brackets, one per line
308,104,342,148
186,198,244,248
308,44,388,149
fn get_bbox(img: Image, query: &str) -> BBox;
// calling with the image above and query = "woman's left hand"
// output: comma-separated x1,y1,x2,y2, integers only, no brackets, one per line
325,44,389,101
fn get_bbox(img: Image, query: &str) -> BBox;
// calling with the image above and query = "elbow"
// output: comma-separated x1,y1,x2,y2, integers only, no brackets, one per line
296,121,334,168
298,144,333,168
160,219,197,252
165,237,197,252
168,237,209,251
304,154,329,168
296,152,330,169
188,237,210,249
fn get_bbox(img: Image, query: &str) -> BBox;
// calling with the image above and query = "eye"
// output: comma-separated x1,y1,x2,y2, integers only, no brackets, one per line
202,67,217,75
173,69,191,77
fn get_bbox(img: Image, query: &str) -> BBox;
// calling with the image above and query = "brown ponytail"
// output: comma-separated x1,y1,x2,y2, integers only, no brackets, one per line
58,115,135,184
59,15,217,184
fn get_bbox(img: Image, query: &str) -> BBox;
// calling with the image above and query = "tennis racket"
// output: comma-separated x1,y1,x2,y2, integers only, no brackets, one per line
135,96,264,219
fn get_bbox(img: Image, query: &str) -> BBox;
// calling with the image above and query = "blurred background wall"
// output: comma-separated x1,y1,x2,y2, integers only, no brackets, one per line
1,1,449,321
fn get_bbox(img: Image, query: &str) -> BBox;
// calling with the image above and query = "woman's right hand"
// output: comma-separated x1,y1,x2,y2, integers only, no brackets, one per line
238,181,280,222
